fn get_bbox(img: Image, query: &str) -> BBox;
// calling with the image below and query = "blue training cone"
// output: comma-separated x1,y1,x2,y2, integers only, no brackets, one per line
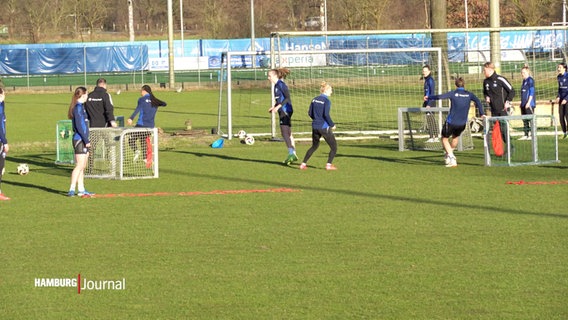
211,138,224,148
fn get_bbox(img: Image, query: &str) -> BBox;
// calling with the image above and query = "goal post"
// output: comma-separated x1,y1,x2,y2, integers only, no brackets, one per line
218,47,442,140
483,115,559,166
397,107,474,152
86,127,159,180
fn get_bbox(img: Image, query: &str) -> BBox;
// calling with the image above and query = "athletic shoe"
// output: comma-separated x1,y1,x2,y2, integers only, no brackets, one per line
78,190,95,198
445,156,457,168
283,154,295,165
0,193,10,201
299,163,307,170
444,153,451,165
133,150,141,161
325,164,338,171
67,190,75,197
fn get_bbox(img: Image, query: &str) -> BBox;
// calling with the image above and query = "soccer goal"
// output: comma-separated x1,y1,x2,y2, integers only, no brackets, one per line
397,107,474,151
483,115,559,166
217,47,442,139
55,120,74,164
86,127,159,180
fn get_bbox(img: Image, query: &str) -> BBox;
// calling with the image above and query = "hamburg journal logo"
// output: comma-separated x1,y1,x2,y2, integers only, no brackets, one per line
34,274,125,294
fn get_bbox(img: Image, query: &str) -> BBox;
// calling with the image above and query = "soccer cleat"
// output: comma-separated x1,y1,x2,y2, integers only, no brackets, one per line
444,153,451,165
445,156,457,168
78,190,95,198
299,163,307,170
283,154,295,165
0,193,10,201
325,164,338,171
133,150,141,161
67,190,75,197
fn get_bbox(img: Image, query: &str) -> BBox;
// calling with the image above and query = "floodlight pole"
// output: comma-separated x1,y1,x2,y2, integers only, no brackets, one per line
128,0,134,42
180,0,184,56
167,0,175,87
251,0,256,67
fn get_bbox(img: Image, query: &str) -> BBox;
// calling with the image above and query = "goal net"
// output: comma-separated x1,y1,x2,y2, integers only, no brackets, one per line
218,47,442,139
397,107,474,151
483,115,559,166
86,127,159,180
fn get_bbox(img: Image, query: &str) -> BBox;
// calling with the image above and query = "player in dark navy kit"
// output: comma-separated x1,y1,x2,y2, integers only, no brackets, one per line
426,77,485,167
555,63,568,138
300,81,338,171
0,87,10,200
422,65,439,142
519,66,536,140
268,68,297,164
127,85,166,160
67,87,95,198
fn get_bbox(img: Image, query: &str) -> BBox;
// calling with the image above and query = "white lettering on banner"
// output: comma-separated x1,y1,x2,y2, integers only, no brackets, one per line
275,54,327,67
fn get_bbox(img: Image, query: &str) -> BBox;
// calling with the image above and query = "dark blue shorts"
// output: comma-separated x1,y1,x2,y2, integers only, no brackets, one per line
73,139,90,154
441,122,466,138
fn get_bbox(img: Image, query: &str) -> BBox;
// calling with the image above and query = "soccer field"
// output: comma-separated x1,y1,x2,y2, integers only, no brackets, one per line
0,89,567,319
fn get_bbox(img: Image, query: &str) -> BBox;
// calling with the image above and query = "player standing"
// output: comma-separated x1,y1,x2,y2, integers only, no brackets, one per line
483,62,515,147
127,85,166,160
268,68,297,165
67,87,95,198
519,66,535,140
0,87,10,200
85,78,117,128
426,77,485,167
422,65,439,142
555,63,568,138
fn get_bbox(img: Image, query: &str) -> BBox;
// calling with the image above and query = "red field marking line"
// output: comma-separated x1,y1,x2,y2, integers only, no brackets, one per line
92,188,300,198
507,180,568,185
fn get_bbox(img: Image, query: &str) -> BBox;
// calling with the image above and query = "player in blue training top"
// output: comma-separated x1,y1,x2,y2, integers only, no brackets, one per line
268,68,297,165
519,66,536,140
422,65,439,142
299,81,338,171
127,85,166,161
0,87,10,200
555,63,568,138
426,77,485,168
67,87,95,198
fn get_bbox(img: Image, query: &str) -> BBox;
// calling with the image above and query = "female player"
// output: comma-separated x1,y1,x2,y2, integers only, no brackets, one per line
67,87,94,197
127,85,167,160
0,87,10,200
299,81,338,171
555,62,568,138
268,68,297,164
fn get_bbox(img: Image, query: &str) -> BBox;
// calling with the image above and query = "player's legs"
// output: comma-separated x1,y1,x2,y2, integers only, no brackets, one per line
426,112,439,139
520,106,533,137
70,140,88,194
301,129,322,165
560,104,568,137
0,144,5,197
321,128,337,164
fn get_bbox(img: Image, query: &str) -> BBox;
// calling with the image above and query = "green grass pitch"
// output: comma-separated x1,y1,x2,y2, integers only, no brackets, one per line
0,89,567,319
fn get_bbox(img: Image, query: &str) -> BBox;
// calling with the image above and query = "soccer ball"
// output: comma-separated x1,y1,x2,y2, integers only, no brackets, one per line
244,135,255,145
17,163,30,175
237,130,247,139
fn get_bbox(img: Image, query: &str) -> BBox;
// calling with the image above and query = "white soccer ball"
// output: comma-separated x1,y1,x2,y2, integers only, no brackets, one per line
244,135,255,145
237,130,247,139
17,163,29,175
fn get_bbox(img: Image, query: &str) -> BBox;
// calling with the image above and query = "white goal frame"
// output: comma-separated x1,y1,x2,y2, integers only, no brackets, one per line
218,47,442,140
86,127,159,180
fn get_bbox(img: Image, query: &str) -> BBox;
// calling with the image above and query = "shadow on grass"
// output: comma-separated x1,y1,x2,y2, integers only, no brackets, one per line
8,154,70,177
3,178,64,195
165,150,567,220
